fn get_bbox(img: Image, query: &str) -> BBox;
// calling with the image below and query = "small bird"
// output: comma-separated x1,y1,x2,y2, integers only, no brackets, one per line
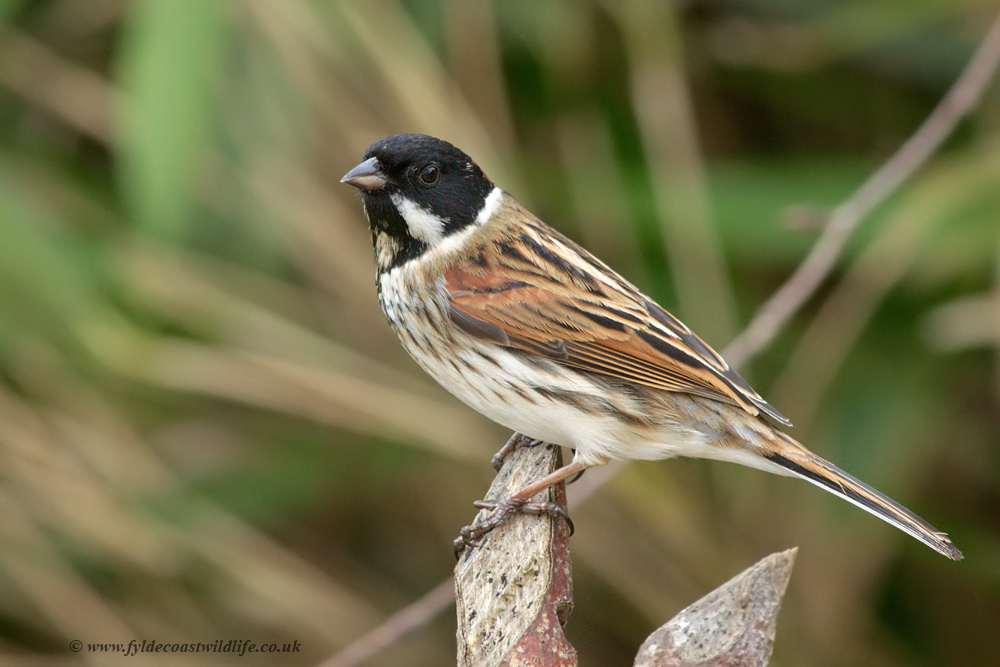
341,133,962,560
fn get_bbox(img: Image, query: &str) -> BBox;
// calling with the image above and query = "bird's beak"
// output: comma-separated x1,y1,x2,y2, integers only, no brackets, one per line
341,157,388,192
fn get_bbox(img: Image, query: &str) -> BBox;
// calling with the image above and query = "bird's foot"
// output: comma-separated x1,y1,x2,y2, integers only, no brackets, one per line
491,432,545,471
453,496,574,557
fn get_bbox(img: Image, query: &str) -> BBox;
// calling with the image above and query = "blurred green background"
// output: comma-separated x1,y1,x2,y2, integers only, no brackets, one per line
0,0,998,665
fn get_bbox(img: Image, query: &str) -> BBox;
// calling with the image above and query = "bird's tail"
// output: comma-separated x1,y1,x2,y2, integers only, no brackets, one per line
761,432,963,560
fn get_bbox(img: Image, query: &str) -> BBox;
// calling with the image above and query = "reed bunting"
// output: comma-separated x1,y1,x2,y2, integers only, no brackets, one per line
341,133,962,560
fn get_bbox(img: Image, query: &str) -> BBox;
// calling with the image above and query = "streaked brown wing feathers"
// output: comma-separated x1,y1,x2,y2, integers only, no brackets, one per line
443,233,790,425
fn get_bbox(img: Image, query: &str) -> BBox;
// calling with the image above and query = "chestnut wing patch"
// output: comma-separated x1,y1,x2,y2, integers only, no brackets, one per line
443,253,790,426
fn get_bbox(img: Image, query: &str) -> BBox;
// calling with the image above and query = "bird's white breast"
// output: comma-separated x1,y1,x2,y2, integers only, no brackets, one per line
377,265,677,466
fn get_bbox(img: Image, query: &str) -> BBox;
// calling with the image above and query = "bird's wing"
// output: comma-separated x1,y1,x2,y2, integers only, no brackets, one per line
443,220,791,426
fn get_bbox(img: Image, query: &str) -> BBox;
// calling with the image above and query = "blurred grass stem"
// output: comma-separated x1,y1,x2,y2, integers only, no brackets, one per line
723,12,1000,367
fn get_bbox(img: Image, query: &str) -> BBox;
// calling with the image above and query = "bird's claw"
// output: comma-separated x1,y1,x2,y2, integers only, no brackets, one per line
491,433,545,471
453,495,574,557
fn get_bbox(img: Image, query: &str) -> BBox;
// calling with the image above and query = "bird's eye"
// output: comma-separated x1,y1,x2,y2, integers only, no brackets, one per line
419,164,439,185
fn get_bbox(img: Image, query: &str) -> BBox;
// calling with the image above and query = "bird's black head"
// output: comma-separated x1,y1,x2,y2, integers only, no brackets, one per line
341,134,496,270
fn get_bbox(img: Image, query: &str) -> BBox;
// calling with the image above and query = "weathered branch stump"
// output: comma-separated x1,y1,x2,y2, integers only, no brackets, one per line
634,548,797,667
455,442,574,667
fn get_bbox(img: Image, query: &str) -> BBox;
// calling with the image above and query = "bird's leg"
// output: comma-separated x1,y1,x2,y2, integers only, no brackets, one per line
491,432,545,471
454,459,588,556
566,452,586,484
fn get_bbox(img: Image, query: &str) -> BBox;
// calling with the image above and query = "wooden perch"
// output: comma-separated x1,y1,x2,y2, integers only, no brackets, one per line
453,436,797,667
454,441,575,667
633,548,798,667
